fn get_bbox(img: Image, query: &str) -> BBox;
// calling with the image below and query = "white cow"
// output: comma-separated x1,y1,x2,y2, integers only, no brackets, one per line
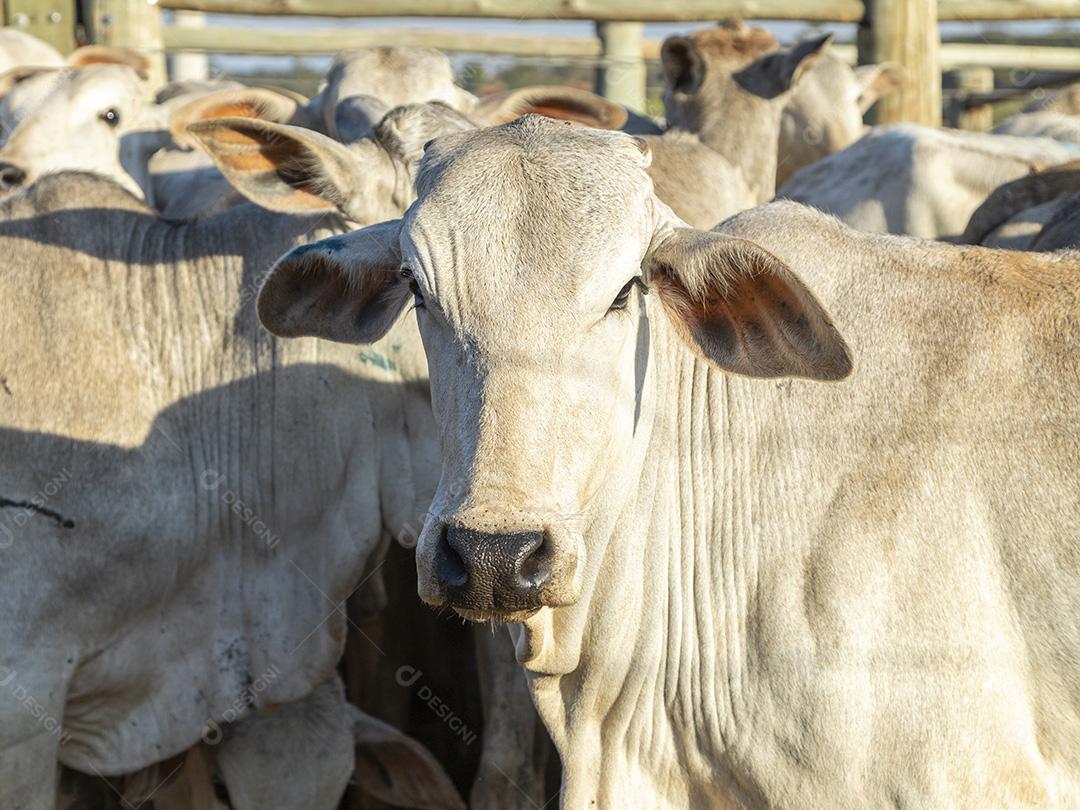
0,28,64,73
0,63,168,201
0,44,152,139
658,21,902,194
993,111,1080,145
4,107,547,807
778,123,1080,237
661,21,831,204
258,116,1080,809
778,51,903,187
0,159,444,808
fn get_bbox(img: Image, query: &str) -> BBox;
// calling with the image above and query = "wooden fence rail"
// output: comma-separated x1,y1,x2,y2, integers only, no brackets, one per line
153,0,1080,20
5,0,1080,125
159,25,1080,74
156,0,868,22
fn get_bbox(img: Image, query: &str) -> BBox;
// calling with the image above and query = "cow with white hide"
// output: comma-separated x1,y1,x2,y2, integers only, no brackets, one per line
189,107,555,810
658,21,902,201
0,150,462,808
4,104,554,808
0,28,64,73
660,21,831,205
57,671,464,810
777,50,903,187
1023,81,1080,116
778,123,1079,238
0,61,168,202
302,46,629,143
0,44,153,139
153,46,628,222
993,111,1080,146
260,116,1080,809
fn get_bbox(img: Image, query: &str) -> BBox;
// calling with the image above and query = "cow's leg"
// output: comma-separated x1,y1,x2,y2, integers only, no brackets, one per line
0,665,66,810
470,626,554,810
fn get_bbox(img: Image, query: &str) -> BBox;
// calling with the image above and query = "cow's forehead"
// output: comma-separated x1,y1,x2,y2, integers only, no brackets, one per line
329,47,455,103
402,117,656,327
55,65,142,106
413,118,653,236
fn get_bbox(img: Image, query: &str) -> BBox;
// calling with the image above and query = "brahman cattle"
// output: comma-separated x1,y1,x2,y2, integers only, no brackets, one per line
260,116,1080,809
778,123,1078,238
0,165,453,809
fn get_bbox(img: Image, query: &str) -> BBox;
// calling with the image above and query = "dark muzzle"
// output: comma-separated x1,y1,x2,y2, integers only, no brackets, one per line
435,526,553,613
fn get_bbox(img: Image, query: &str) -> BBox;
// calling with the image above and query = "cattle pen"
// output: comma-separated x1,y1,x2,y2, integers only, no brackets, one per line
2,0,1079,128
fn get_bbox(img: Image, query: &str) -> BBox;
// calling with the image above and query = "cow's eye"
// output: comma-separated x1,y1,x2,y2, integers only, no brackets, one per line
610,276,645,312
400,268,424,309
99,108,120,128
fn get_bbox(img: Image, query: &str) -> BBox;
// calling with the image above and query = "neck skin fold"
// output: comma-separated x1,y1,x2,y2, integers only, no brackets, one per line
519,307,765,808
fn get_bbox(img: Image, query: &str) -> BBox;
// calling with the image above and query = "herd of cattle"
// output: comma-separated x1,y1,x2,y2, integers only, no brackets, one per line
0,17,1077,810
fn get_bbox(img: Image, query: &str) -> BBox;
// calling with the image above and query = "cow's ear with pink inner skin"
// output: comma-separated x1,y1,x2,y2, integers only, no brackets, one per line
186,116,392,221
257,219,408,344
645,228,854,381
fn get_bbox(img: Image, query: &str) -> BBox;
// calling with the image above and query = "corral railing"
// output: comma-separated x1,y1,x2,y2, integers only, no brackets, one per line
3,0,1079,126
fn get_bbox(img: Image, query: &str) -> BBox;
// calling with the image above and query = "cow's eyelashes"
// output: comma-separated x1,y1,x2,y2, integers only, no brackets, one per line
400,267,425,309
99,108,120,128
609,276,647,312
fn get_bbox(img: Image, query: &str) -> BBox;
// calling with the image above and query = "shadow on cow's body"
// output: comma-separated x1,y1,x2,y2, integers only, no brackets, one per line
0,174,549,810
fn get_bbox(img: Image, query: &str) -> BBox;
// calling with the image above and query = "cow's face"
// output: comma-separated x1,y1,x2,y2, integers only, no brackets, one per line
661,23,831,162
0,64,163,200
258,117,853,626
400,120,660,621
318,47,475,141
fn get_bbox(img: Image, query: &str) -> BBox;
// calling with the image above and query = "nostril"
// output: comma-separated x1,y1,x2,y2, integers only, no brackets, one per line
435,524,468,588
514,531,551,587
0,162,25,189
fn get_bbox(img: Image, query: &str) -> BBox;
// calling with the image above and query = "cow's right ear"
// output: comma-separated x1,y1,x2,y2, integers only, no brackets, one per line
661,36,706,95
645,227,853,381
0,65,57,99
471,85,627,129
168,88,306,147
187,116,379,217
258,219,408,344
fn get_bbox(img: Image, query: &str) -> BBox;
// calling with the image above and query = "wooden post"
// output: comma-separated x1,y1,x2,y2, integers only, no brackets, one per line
858,0,941,126
84,0,167,89
5,0,77,53
169,9,209,82
595,21,645,114
943,66,994,130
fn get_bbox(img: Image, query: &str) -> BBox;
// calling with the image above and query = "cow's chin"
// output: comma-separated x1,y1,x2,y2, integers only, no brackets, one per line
453,606,542,624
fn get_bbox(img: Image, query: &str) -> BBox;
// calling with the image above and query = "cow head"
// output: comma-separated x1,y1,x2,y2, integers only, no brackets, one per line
0,63,164,201
661,21,831,200
257,117,851,634
777,55,904,187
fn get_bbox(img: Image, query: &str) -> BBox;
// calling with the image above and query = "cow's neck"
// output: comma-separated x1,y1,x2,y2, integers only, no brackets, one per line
694,101,782,205
111,206,338,400
528,318,776,808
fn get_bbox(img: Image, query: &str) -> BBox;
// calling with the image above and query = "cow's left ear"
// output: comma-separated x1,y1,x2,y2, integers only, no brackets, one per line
258,219,408,344
746,34,832,96
471,85,628,129
645,228,853,381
